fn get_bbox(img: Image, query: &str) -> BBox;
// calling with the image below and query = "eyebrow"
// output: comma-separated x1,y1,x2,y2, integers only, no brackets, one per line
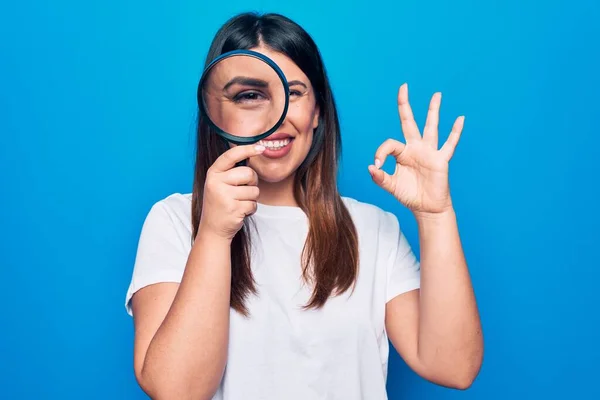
288,80,307,89
223,76,269,91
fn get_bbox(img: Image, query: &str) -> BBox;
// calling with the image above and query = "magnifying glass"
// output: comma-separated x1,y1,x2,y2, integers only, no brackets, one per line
198,49,290,150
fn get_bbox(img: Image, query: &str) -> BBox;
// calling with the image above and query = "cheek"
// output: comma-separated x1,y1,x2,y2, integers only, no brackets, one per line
287,105,316,155
287,102,318,134
298,130,314,156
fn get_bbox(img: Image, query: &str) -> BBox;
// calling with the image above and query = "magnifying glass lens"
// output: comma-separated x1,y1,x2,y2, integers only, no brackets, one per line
200,52,288,144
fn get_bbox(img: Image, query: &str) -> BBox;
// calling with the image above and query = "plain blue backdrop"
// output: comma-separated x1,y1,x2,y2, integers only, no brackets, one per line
1,0,599,398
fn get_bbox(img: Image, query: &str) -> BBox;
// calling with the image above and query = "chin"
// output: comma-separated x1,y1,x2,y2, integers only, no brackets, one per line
254,163,296,183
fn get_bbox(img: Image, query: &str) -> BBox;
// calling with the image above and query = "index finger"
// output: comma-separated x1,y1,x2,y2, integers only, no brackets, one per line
211,144,266,172
398,83,421,142
374,138,406,167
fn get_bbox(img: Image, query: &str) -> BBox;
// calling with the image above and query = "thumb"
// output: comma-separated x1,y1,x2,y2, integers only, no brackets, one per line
368,165,394,192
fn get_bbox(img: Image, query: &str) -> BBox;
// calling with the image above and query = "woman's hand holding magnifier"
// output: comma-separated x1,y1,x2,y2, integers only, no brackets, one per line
199,144,266,242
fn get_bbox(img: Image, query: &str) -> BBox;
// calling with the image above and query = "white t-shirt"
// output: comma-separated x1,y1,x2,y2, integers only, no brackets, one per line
125,193,420,400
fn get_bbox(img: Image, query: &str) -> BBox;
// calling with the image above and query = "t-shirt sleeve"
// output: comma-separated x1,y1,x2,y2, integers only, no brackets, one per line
385,212,421,303
124,201,190,316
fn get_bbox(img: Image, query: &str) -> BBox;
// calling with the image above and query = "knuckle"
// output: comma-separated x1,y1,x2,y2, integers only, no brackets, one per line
221,152,233,164
377,138,395,154
239,167,255,182
226,200,238,215
248,201,258,215
204,176,217,191
222,148,238,162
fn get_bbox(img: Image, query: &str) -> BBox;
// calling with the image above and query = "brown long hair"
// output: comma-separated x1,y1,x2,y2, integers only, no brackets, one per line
192,12,358,316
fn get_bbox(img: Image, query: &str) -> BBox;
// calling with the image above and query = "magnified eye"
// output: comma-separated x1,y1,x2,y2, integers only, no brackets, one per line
233,90,267,103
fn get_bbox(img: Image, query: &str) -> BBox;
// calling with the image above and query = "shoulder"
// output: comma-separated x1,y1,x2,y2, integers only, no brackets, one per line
126,193,193,316
341,196,401,239
141,192,193,241
341,196,390,218
151,192,193,220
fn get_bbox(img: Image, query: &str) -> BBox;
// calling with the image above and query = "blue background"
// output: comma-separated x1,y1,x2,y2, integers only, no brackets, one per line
1,0,598,398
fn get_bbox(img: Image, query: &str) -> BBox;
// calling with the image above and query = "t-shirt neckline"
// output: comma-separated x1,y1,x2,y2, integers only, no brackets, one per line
255,202,306,219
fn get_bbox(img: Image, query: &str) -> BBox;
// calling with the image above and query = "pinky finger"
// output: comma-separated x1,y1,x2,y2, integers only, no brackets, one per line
240,200,258,217
440,116,465,161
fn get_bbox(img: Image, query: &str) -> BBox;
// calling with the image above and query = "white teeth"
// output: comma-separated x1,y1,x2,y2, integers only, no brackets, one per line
258,138,291,150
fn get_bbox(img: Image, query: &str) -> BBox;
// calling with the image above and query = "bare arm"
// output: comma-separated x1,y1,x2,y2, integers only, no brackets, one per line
385,209,483,389
132,231,232,400
370,85,483,389
130,144,264,399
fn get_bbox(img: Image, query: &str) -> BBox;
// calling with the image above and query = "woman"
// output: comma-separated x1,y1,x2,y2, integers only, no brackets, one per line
125,12,483,400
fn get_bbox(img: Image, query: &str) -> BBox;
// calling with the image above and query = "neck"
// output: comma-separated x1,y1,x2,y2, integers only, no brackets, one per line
257,173,298,207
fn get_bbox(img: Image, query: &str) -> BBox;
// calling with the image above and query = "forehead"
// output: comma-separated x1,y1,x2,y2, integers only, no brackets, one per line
249,46,309,83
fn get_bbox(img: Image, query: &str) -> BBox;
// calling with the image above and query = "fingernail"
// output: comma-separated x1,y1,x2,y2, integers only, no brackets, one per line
375,159,381,169
255,145,265,152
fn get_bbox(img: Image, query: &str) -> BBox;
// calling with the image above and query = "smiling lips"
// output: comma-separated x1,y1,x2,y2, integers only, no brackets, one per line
258,133,294,158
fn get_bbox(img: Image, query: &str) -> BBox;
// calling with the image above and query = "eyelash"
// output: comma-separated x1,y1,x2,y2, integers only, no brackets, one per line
233,89,302,103
233,91,265,103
